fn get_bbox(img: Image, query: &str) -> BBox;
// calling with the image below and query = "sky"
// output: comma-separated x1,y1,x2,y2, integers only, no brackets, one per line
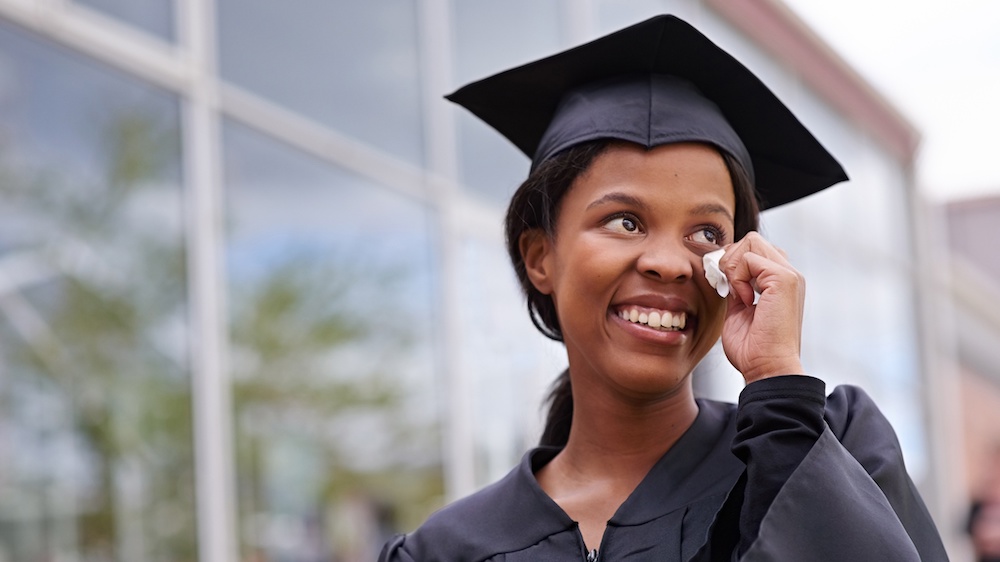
782,0,1000,202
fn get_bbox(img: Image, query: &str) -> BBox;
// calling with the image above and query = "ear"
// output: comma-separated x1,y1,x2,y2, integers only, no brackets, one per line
519,228,554,295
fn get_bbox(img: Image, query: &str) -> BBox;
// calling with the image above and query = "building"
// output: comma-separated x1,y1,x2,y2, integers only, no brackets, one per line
944,194,1000,532
0,0,963,560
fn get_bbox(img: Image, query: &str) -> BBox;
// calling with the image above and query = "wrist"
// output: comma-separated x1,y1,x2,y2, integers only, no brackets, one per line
741,358,804,384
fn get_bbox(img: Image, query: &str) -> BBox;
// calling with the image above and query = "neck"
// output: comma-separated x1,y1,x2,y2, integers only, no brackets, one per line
533,370,699,551
555,377,699,485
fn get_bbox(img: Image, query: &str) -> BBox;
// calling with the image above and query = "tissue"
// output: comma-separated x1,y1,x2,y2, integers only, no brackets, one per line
702,248,729,298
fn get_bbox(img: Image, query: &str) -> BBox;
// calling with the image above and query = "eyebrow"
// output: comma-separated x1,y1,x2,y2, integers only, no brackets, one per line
585,191,649,212
691,202,735,223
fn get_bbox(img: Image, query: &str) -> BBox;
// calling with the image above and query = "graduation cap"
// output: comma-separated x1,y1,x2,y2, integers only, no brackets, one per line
446,15,848,209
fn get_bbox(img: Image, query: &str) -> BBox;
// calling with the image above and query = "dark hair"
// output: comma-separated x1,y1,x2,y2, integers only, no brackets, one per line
502,140,762,447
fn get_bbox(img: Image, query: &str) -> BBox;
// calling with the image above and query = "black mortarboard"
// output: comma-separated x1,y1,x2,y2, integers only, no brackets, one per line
446,15,848,209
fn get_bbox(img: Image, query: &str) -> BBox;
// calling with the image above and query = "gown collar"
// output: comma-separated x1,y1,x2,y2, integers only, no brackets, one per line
516,398,742,529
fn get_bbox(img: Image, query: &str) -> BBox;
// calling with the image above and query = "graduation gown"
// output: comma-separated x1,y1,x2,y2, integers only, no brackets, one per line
379,376,947,561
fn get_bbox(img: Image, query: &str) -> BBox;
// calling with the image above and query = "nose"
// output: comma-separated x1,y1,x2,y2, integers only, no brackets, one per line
636,237,695,282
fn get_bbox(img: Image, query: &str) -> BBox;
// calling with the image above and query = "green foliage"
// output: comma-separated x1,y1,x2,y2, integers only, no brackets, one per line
0,106,443,560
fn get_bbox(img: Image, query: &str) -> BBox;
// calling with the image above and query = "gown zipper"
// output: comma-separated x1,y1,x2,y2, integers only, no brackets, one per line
575,520,606,561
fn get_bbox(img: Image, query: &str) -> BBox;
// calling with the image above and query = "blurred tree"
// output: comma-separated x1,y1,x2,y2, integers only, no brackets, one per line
0,105,196,561
230,252,444,559
0,107,442,562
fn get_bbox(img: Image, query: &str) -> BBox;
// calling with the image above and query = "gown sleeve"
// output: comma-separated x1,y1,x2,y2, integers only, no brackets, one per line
378,534,415,562
723,375,947,562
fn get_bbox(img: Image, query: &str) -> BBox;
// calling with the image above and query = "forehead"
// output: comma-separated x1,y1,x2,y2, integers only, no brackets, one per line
572,142,736,211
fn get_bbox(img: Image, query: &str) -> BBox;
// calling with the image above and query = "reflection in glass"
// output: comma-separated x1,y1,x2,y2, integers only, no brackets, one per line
0,21,189,561
762,200,928,478
217,0,424,166
596,0,695,34
455,234,561,486
222,119,443,560
74,0,175,43
452,0,564,203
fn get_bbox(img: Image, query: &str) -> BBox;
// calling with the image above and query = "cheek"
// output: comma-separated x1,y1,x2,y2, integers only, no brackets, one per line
692,266,726,331
552,236,617,290
699,287,727,340
548,240,624,321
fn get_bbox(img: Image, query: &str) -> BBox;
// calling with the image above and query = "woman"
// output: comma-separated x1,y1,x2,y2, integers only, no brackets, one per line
380,15,947,561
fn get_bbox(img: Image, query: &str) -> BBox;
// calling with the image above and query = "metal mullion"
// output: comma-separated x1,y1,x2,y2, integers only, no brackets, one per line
909,186,966,556
177,0,238,560
416,0,478,501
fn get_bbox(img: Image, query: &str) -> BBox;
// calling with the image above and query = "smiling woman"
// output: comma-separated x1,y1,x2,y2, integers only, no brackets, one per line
523,144,735,403
379,15,948,561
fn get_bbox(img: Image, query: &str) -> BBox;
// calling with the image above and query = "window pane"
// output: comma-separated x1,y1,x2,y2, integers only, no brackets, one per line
0,21,190,561
217,0,424,166
222,119,442,560
452,0,564,203
455,233,563,486
74,0,175,43
596,0,698,33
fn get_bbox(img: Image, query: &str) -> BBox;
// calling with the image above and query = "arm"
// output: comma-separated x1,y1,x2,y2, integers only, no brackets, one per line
710,234,945,560
731,375,826,555
730,380,946,561
378,534,416,562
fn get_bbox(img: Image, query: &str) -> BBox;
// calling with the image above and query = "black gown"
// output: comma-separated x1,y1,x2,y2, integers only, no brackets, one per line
379,376,947,561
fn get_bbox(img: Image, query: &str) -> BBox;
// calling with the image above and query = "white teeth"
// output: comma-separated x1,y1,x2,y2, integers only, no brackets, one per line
648,311,661,328
618,307,687,331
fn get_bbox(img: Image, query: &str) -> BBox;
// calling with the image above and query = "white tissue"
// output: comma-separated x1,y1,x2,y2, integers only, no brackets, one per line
702,248,729,298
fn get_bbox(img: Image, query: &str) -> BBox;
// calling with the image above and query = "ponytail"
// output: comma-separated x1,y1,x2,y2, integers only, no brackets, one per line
539,369,572,447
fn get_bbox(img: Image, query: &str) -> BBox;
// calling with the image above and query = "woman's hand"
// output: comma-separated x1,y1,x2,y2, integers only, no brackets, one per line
718,232,805,383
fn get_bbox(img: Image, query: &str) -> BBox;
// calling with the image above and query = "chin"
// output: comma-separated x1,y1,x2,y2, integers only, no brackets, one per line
607,361,695,401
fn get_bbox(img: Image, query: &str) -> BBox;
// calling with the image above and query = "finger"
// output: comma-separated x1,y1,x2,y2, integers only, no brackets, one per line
720,234,800,301
723,231,794,270
726,252,762,307
726,251,803,308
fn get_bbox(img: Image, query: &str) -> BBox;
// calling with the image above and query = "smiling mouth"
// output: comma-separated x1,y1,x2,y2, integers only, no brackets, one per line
616,307,687,331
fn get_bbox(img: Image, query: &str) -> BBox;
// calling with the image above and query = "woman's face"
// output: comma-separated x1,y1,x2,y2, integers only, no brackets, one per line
523,142,735,401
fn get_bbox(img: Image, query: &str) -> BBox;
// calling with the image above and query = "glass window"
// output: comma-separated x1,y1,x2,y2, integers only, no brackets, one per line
74,0,175,43
222,119,442,560
0,20,189,561
454,231,563,485
596,0,699,33
217,0,424,166
764,198,928,476
452,0,564,203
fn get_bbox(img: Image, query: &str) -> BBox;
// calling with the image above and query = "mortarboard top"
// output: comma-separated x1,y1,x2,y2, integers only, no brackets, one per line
446,15,848,210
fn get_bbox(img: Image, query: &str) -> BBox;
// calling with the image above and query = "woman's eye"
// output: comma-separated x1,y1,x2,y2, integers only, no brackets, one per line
689,227,723,246
603,214,641,233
